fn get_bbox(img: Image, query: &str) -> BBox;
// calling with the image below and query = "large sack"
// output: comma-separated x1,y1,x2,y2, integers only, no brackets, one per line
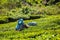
28,22,37,26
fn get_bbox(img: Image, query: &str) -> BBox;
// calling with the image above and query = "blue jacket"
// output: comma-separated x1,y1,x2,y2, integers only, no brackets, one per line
16,19,24,30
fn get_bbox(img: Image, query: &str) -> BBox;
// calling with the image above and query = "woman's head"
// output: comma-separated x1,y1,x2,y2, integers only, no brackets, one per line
18,18,24,24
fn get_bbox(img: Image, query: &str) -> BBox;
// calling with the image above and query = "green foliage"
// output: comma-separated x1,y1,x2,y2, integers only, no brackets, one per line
47,0,55,5
0,0,8,5
40,6,60,15
56,2,60,8
22,7,31,14
0,0,60,40
0,15,60,40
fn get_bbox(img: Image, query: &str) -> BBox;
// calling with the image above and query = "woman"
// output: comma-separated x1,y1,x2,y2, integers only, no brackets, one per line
16,19,29,31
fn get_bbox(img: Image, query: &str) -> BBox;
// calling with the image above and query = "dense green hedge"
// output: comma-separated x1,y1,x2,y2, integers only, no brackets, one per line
0,0,60,24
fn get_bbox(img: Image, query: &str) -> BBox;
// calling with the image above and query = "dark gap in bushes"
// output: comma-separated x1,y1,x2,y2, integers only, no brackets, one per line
53,19,60,25
0,20,8,24
46,0,49,2
27,2,32,6
0,16,41,24
8,18,18,22
53,0,60,4
16,2,21,8
35,1,38,4
30,16,40,19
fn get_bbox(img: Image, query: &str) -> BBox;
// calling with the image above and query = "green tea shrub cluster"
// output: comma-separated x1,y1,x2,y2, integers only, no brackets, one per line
0,15,60,40
40,6,60,15
0,0,60,23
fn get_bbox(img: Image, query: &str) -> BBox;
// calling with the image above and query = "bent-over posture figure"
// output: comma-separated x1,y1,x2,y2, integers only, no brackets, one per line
16,19,29,31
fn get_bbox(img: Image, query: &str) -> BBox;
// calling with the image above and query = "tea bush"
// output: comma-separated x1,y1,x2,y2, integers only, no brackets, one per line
0,15,60,40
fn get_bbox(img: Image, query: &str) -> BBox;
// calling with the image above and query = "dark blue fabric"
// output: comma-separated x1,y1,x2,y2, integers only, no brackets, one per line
16,19,24,30
28,22,37,26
